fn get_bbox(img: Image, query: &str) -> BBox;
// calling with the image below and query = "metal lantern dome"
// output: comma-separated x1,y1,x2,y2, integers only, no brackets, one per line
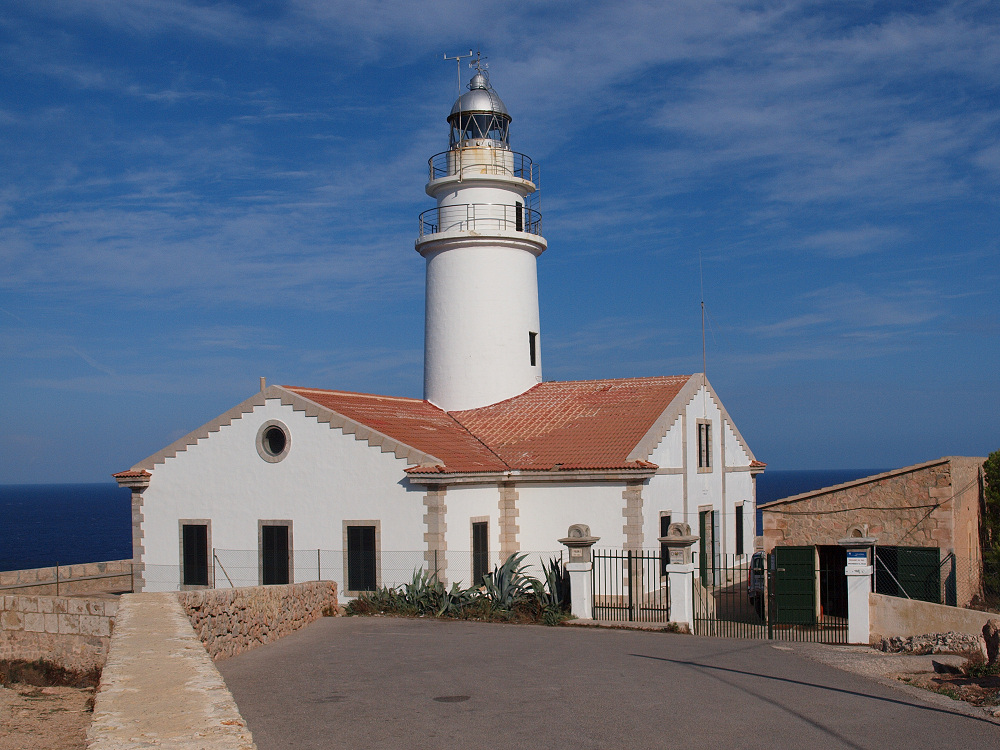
447,73,511,149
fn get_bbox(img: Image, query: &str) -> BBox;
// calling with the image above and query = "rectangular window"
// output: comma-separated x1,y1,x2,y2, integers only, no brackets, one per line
697,421,712,470
181,524,209,587
735,504,744,556
528,332,538,367
261,524,290,585
515,200,523,231
659,513,672,576
472,521,489,585
347,525,377,592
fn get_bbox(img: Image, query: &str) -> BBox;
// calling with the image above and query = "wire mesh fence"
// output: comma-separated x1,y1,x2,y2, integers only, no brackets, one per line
141,549,564,595
873,547,995,609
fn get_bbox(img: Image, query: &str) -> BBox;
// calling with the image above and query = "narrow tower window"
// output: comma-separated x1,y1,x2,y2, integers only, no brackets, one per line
515,201,523,232
528,332,538,367
697,421,712,470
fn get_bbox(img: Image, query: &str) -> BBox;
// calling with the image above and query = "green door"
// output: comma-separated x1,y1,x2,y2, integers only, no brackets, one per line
884,547,941,603
772,546,816,625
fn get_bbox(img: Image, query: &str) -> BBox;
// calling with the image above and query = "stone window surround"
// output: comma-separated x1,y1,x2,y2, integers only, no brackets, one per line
696,419,713,473
256,419,292,463
178,518,213,590
258,519,293,586
343,519,381,596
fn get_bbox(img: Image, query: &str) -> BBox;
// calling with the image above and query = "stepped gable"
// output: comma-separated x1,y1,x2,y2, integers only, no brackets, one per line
282,386,505,473
447,376,691,471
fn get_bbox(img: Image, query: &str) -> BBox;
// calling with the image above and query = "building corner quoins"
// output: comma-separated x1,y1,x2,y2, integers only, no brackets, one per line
622,481,645,550
499,483,520,559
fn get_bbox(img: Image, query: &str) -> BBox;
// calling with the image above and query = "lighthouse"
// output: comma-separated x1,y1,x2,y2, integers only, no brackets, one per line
417,59,547,411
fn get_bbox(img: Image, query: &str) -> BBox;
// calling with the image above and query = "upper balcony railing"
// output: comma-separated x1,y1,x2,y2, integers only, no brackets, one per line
428,149,537,185
418,203,543,240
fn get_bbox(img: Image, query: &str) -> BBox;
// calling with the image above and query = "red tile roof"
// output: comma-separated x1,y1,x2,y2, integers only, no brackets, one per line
282,387,506,473
285,376,692,474
112,469,151,478
451,377,691,471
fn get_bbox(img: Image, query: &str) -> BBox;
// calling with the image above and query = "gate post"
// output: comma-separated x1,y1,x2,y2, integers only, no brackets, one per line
839,537,875,645
559,524,600,620
661,523,699,632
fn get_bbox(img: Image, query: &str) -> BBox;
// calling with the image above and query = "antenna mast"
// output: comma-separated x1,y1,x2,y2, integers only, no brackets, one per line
443,49,473,95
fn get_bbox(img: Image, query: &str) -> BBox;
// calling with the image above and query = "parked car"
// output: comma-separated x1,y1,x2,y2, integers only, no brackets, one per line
747,551,766,619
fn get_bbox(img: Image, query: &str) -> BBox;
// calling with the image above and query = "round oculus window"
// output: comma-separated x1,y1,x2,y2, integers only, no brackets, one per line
262,426,286,456
256,420,291,463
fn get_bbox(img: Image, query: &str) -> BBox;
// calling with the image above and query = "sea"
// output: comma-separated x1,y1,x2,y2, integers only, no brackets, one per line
0,469,887,572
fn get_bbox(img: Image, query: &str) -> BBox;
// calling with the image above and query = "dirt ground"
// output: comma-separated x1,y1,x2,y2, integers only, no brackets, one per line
902,670,1000,709
0,684,92,750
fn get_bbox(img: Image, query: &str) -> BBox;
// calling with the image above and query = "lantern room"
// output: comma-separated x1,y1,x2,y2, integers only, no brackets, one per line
448,72,511,149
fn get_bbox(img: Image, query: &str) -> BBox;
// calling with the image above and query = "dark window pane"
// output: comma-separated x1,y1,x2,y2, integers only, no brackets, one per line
182,524,208,586
736,505,744,555
262,525,290,585
472,522,489,584
347,526,377,591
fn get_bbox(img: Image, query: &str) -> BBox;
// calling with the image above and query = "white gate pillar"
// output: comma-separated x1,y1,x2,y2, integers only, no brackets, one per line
661,523,699,631
559,524,600,620
839,537,876,645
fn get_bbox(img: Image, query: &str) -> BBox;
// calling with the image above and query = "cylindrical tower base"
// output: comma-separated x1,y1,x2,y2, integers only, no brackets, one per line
421,235,544,411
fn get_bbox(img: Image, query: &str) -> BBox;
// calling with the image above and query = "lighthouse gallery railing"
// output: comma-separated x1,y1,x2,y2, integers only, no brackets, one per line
428,149,537,184
418,203,542,239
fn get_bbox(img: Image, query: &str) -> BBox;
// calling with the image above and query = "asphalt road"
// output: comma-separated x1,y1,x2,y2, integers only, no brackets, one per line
217,617,998,749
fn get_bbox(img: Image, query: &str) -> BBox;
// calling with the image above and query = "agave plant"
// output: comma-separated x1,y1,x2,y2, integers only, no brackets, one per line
437,581,476,617
536,556,570,611
400,569,445,614
482,553,538,610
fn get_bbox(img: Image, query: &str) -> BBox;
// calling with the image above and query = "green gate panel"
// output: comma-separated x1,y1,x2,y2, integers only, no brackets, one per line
773,546,816,626
896,547,941,604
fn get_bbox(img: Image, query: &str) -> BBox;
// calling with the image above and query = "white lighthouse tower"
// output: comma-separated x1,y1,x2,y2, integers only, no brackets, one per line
417,57,546,411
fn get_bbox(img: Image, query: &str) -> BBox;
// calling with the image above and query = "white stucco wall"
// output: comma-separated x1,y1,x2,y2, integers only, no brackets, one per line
441,483,501,585
516,482,626,553
139,399,424,591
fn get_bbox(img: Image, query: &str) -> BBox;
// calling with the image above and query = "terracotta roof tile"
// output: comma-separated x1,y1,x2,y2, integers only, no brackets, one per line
112,469,151,478
282,377,689,475
282,387,505,473
450,377,690,471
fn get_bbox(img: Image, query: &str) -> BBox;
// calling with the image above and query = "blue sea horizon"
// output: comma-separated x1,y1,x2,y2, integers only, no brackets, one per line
0,468,888,572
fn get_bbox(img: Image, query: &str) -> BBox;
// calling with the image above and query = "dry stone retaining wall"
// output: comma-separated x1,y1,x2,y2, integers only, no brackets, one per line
0,560,133,597
177,581,338,660
0,594,118,673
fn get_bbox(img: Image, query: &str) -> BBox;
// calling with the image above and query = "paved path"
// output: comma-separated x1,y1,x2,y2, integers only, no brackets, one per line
218,617,998,750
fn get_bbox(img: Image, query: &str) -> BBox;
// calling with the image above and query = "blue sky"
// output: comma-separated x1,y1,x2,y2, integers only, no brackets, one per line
1,1,997,483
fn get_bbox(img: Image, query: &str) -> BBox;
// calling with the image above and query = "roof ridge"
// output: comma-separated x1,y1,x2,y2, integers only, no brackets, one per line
283,385,425,403
444,410,512,471
538,374,693,385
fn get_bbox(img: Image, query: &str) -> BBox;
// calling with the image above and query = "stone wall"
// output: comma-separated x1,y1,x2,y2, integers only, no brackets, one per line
762,459,961,551
870,592,995,643
0,594,118,673
177,581,338,660
0,560,133,597
762,457,985,606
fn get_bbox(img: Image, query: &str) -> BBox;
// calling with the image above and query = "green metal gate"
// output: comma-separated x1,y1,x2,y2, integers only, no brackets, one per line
772,546,816,625
692,548,848,643
591,549,670,623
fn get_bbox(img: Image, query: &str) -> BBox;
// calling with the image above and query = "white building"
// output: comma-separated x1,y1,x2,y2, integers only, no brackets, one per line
116,63,762,595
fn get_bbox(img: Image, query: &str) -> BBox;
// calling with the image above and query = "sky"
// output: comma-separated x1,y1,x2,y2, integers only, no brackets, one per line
1,1,997,484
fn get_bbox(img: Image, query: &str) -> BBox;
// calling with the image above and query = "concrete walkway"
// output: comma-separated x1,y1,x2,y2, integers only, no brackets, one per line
218,617,998,750
88,593,256,750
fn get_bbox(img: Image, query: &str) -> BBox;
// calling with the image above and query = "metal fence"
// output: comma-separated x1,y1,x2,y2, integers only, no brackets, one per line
691,551,848,643
874,547,996,611
591,549,669,623
142,549,563,594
